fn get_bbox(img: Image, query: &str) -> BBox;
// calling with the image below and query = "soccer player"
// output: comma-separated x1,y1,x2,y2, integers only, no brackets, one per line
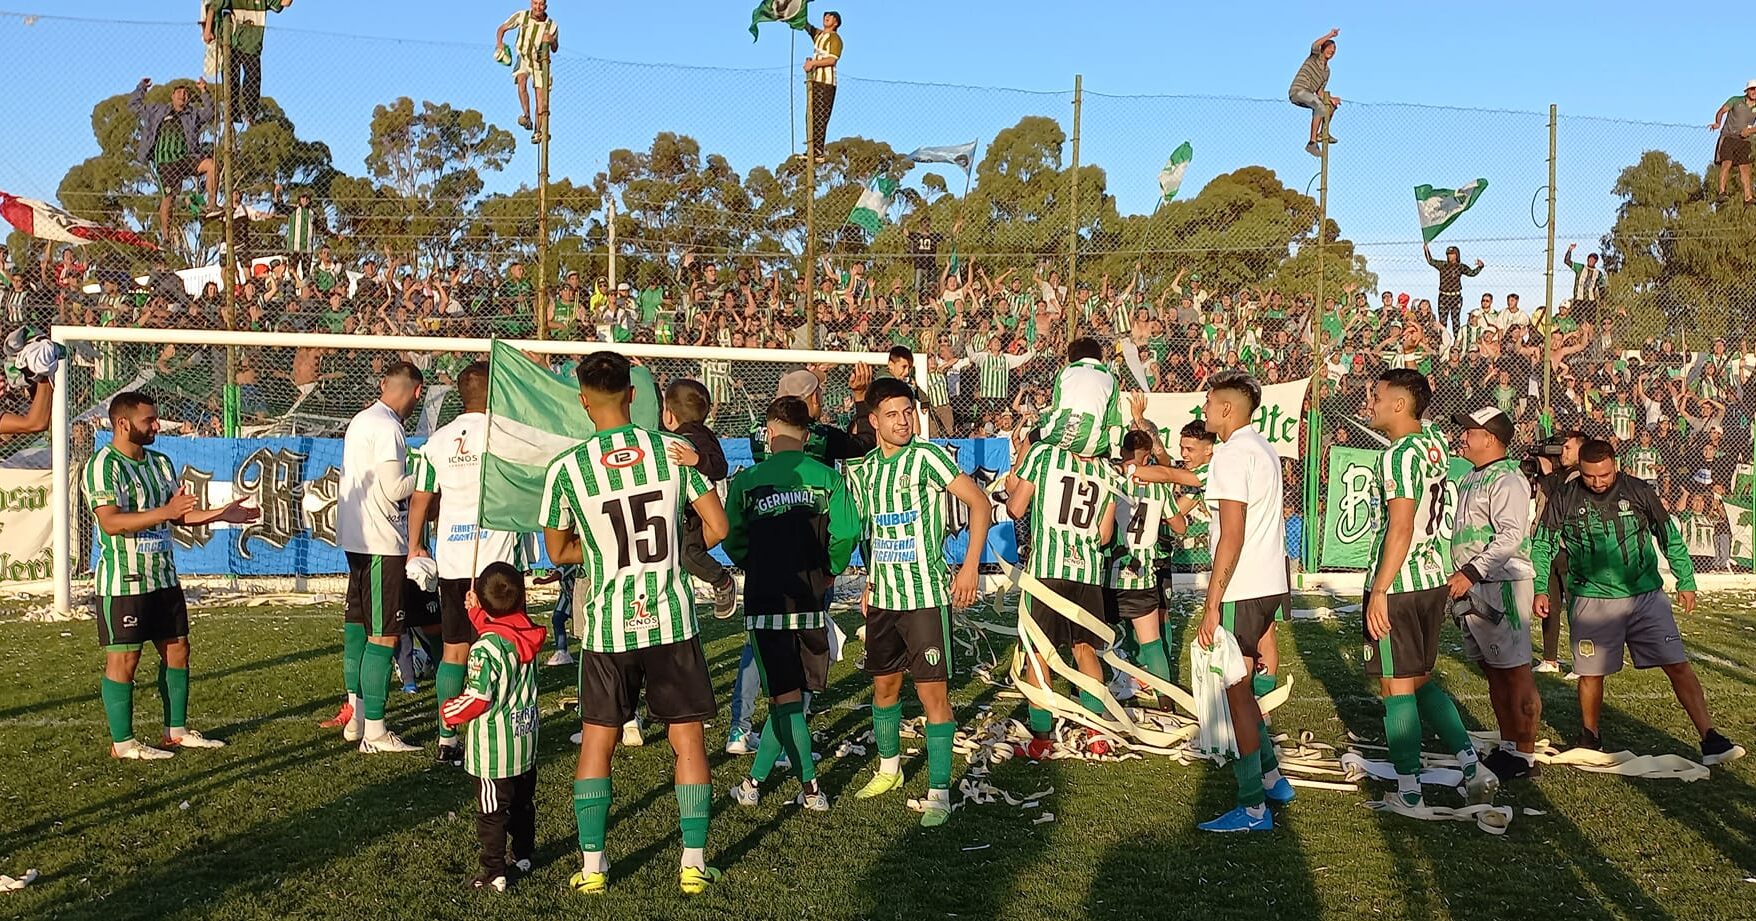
1005,409,1118,762
408,361,521,765
495,0,558,142
846,377,992,827
1532,440,1744,765
1106,429,1178,690
541,351,730,895
1362,369,1496,813
1033,337,1124,459
439,563,544,892
86,391,258,759
1446,408,1543,780
338,362,425,754
1186,372,1295,832
725,396,861,813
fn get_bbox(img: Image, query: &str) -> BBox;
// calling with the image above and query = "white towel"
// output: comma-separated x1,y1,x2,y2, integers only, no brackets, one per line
1191,627,1248,759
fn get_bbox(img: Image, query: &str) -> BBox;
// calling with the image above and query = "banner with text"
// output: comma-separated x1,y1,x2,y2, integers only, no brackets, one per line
1319,445,1473,570
0,468,53,585
1143,377,1311,460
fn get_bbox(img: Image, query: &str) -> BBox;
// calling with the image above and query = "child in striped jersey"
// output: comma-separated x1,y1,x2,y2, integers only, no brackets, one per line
440,563,546,892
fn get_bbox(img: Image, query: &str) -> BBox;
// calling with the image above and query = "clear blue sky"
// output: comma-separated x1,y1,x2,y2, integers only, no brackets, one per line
0,2,1737,303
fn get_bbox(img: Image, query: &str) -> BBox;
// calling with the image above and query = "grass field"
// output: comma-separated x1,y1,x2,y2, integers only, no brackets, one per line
1,590,1753,921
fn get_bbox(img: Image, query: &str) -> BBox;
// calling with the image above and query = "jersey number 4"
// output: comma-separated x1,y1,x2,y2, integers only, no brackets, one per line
603,491,671,568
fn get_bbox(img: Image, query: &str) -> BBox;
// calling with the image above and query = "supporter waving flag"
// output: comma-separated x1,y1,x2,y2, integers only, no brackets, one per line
749,0,809,40
0,191,157,249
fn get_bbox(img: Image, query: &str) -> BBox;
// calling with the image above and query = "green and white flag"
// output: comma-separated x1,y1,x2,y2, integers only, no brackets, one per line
1158,141,1193,203
478,339,660,533
749,0,809,40
1414,178,1489,243
847,176,898,234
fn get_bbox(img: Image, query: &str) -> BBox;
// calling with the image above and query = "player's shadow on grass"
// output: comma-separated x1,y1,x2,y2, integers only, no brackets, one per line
1289,612,1682,920
0,642,335,723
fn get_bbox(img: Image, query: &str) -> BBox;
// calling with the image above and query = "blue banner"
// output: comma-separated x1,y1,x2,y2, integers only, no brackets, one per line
91,435,1019,576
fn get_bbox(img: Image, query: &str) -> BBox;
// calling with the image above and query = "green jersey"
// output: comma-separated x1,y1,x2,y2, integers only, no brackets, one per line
1532,473,1696,598
539,425,710,653
1109,475,1177,590
209,0,286,55
462,633,540,779
723,450,861,631
1622,445,1661,482
83,445,180,596
846,439,962,610
1019,443,1117,585
1366,423,1452,594
500,9,558,73
1606,400,1636,441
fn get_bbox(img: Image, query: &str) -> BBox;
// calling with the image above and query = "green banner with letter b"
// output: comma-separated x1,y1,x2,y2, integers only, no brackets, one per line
1319,445,1473,570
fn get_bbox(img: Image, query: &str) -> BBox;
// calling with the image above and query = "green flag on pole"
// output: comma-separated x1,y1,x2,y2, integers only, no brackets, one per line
749,0,809,40
1414,178,1489,243
1158,141,1193,203
477,340,660,532
846,176,898,234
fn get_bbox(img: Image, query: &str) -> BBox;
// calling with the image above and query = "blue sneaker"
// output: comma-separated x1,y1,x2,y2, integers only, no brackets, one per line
1198,805,1272,833
401,682,419,694
1264,776,1296,805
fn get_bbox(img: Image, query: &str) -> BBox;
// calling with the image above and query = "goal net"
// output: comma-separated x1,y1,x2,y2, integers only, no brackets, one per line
46,326,900,614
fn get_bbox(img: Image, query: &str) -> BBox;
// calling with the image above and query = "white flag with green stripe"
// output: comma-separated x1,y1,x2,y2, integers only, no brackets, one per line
847,176,898,234
1414,178,1489,243
1158,141,1193,203
478,340,659,533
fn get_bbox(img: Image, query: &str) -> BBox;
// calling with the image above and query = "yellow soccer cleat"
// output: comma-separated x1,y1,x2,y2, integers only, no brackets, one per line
568,870,607,895
853,770,904,800
679,865,723,895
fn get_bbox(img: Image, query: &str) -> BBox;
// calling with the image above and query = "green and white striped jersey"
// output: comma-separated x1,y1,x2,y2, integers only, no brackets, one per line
1622,445,1660,482
540,425,710,653
1606,400,1636,442
500,9,557,72
1366,423,1452,595
970,350,1026,399
462,633,540,780
1035,358,1124,457
83,444,180,597
699,359,733,406
1019,443,1116,584
922,364,951,407
846,439,961,610
1109,476,1176,590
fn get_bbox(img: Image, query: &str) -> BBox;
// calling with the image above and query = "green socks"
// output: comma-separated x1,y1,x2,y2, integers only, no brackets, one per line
157,665,188,729
574,777,611,853
675,783,712,849
770,701,815,783
1027,705,1053,735
342,623,366,696
872,701,902,759
1078,689,1106,717
1232,749,1265,807
361,643,394,721
751,718,784,782
434,662,467,740
925,721,956,790
101,677,133,744
1118,619,1140,658
1384,693,1423,778
1252,671,1276,698
1415,681,1474,760
1135,639,1171,684
1257,721,1279,773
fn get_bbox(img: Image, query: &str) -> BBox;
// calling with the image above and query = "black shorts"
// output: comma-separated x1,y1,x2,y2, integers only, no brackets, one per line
1222,593,1289,660
864,606,951,682
577,638,715,728
97,586,189,650
750,627,831,699
1025,578,1106,650
403,581,441,629
1363,586,1449,679
438,577,478,645
154,154,206,192
344,552,406,637
1716,134,1752,167
1104,587,1162,623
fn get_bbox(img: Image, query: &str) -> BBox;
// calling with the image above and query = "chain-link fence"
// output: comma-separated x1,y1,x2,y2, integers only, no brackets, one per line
5,11,1754,573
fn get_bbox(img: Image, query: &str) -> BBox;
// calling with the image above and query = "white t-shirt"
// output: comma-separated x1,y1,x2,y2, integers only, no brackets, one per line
414,412,520,579
338,401,411,555
1203,424,1289,602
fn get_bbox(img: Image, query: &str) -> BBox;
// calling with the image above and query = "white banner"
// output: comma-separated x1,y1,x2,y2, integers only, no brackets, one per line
1142,377,1311,460
0,468,52,585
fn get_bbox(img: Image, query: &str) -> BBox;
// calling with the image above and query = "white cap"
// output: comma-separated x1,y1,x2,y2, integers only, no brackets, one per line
1747,78,1756,91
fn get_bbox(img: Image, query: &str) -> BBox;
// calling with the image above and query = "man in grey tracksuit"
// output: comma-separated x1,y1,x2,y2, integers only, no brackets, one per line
1445,407,1542,781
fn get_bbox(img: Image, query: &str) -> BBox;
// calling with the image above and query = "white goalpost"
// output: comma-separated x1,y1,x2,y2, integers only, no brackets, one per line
48,325,898,616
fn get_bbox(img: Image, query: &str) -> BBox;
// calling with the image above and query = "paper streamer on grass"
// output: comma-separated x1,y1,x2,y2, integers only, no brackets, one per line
0,870,37,892
1362,797,1514,835
1349,734,1712,783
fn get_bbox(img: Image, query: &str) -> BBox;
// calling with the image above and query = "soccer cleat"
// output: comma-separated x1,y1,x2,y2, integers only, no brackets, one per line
919,789,951,827
796,787,831,813
1533,660,1561,674
1463,761,1500,805
569,870,608,895
679,865,723,895
730,778,761,807
1020,737,1056,761
401,682,419,694
162,729,226,749
1264,776,1296,805
711,574,738,619
724,729,758,755
1573,728,1602,752
359,731,422,754
1702,729,1746,766
1564,670,1580,681
319,700,354,729
545,649,575,667
1198,805,1272,833
1482,748,1540,781
111,740,174,760
435,740,464,766
1106,669,1137,702
854,770,904,800
469,873,507,892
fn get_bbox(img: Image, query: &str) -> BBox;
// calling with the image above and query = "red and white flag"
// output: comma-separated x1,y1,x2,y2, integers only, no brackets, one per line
0,191,157,250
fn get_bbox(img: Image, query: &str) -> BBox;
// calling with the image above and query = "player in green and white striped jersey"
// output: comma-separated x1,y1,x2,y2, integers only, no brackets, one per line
1005,433,1118,758
439,563,545,891
1105,430,1178,689
495,1,559,138
1362,369,1495,813
1033,337,1125,459
845,377,992,826
539,352,731,896
85,391,257,760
